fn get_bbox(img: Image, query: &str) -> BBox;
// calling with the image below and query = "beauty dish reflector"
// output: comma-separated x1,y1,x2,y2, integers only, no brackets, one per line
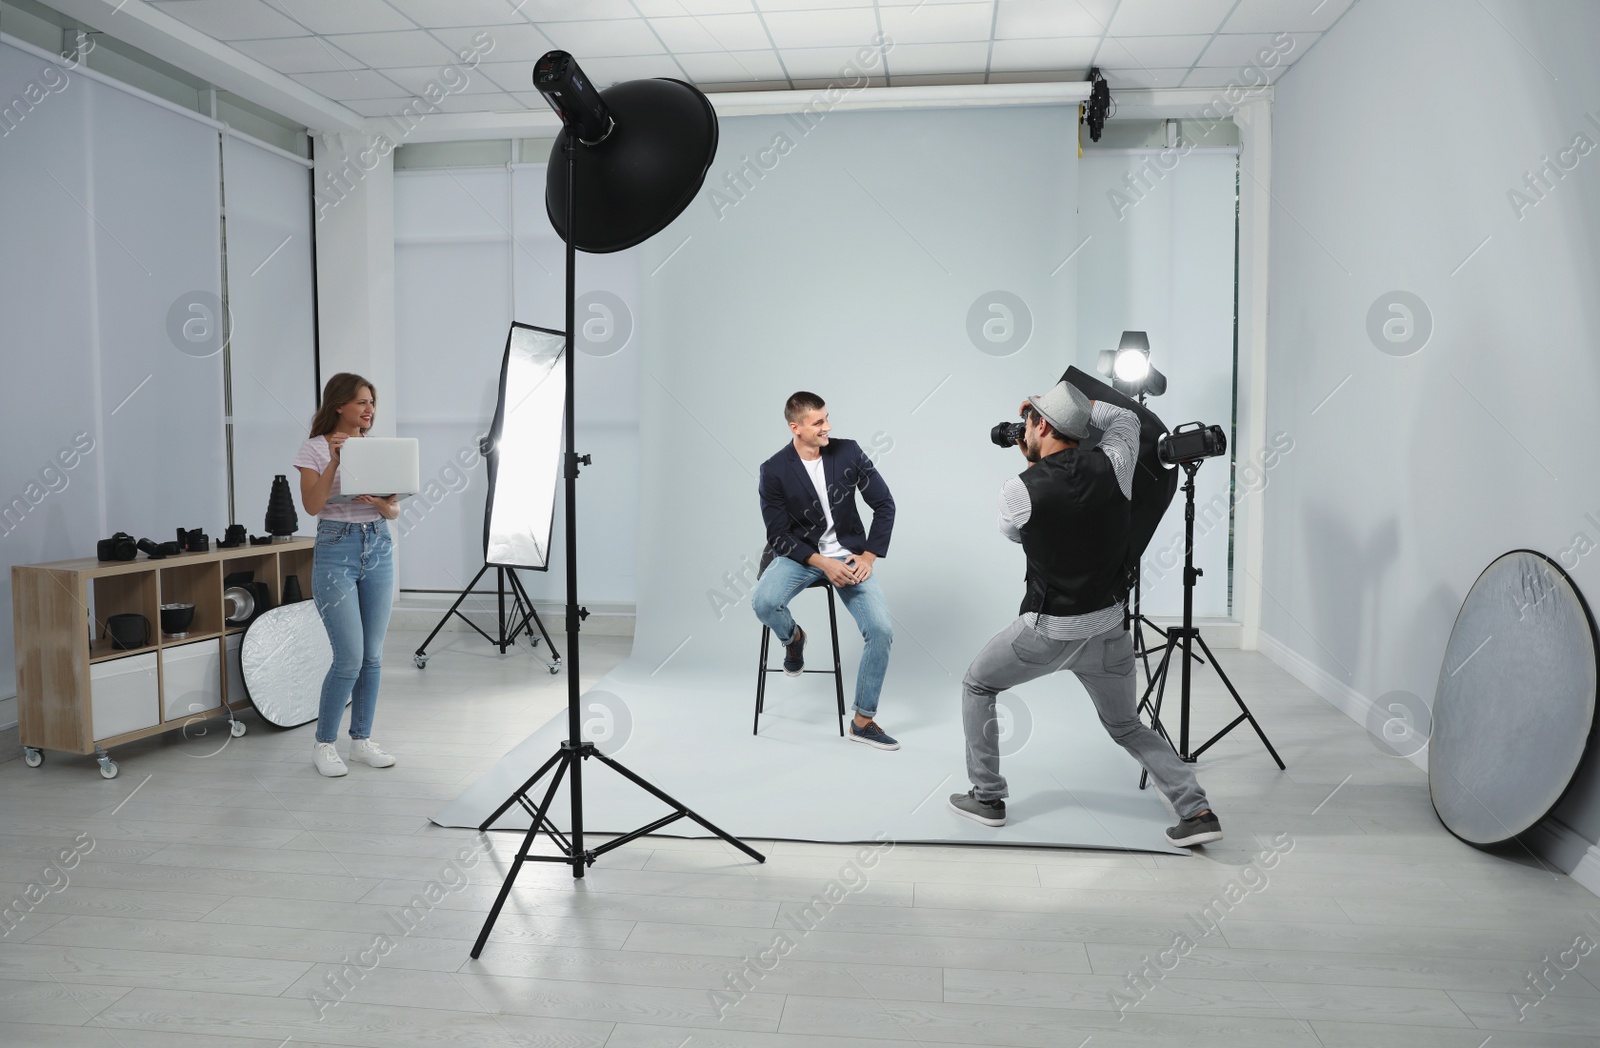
539,72,719,253
1430,550,1599,845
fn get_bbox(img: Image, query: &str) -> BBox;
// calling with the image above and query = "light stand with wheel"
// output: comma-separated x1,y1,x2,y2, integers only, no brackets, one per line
470,53,764,961
1138,450,1284,786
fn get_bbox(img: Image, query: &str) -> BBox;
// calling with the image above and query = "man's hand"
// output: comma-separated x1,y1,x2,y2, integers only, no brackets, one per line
812,555,858,587
844,551,876,582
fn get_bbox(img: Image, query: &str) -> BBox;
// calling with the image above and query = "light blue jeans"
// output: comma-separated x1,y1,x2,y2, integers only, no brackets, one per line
312,520,394,744
752,555,893,718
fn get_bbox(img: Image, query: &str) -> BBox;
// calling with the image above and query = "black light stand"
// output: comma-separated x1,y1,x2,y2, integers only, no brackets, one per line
1137,461,1284,787
471,73,763,959
412,561,559,674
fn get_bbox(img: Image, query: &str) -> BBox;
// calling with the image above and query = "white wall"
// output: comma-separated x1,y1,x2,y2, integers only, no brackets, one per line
391,165,640,605
1262,0,1600,858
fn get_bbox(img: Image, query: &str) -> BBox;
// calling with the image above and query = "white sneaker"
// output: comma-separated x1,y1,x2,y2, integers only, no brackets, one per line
312,742,347,777
348,739,396,768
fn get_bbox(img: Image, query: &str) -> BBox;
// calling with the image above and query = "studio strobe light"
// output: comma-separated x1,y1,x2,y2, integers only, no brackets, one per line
470,52,761,961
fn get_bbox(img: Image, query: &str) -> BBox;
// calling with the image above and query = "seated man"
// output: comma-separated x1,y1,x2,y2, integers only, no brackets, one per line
949,380,1222,847
753,391,898,750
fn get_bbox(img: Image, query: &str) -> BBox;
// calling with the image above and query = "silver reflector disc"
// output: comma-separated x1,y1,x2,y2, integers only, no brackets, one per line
241,601,338,729
1430,550,1598,845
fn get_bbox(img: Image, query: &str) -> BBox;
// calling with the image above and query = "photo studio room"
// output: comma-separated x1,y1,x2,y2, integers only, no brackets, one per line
3,0,1600,1043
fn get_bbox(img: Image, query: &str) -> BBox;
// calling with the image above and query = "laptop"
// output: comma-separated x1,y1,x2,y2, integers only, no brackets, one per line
336,437,420,498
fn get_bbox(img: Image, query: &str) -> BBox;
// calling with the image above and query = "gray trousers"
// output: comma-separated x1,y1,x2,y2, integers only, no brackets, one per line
961,617,1210,819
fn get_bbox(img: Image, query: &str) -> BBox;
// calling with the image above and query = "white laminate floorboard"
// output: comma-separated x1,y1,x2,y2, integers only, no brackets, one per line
1,628,1596,1047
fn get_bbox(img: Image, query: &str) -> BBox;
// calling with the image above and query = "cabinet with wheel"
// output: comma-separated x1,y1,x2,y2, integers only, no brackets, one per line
12,538,313,777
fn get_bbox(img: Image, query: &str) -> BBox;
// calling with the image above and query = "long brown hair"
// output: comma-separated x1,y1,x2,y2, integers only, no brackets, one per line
309,373,376,438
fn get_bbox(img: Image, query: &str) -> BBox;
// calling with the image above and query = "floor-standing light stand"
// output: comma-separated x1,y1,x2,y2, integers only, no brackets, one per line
412,558,560,673
471,53,763,961
1137,461,1284,788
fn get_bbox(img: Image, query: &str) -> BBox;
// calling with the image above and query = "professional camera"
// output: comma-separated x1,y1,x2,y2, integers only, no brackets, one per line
97,532,137,562
989,420,1026,448
176,527,211,553
1157,422,1227,466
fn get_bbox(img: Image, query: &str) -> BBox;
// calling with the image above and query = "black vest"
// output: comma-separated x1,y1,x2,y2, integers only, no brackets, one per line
1017,448,1130,618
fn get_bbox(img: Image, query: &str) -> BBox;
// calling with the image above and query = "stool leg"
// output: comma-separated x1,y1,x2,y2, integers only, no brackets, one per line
827,586,846,736
755,625,771,735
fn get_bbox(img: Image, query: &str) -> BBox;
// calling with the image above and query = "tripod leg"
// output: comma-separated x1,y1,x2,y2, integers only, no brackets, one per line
506,569,560,673
477,748,565,832
416,564,492,658
1192,633,1286,769
593,752,766,863
1138,637,1180,790
471,753,571,958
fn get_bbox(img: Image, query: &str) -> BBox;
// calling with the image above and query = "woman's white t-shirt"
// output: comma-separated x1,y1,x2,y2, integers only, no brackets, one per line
293,435,382,523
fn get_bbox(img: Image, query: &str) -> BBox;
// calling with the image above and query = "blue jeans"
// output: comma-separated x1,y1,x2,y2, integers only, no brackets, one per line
312,520,394,744
751,555,892,718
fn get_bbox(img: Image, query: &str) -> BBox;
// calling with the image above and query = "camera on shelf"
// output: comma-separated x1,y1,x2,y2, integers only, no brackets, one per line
96,532,137,562
176,527,211,553
216,523,248,549
989,421,1026,448
1157,422,1227,467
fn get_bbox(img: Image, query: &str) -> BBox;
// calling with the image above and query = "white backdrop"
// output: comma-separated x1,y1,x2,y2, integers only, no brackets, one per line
392,165,640,603
631,104,1081,687
1077,149,1241,619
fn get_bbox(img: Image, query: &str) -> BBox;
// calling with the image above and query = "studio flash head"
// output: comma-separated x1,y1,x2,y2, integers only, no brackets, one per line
1158,422,1227,467
990,421,1026,448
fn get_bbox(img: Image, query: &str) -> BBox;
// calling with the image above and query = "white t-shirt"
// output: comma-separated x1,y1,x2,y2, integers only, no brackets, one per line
801,454,848,558
292,436,382,523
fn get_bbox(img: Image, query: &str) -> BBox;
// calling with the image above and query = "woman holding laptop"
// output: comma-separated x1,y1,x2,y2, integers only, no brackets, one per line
294,373,400,778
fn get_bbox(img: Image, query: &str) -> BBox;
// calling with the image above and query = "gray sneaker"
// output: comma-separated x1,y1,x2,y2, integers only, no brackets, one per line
948,789,1006,826
1166,810,1222,847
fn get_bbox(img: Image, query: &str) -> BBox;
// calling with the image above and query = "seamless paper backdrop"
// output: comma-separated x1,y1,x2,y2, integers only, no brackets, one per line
629,105,1081,692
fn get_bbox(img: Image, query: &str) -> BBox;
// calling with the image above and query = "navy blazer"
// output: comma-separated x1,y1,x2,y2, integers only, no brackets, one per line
759,438,895,566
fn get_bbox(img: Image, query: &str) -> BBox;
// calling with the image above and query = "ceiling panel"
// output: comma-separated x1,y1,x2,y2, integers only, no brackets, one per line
536,19,668,57
269,0,413,36
1197,31,1318,68
382,0,534,28
152,0,305,41
994,0,1115,39
106,0,1356,119
324,31,460,68
762,8,882,49
1224,0,1358,33
1107,0,1238,37
877,4,993,45
648,13,774,52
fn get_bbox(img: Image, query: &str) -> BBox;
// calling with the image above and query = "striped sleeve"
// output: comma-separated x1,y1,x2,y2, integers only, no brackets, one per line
1091,402,1139,500
998,476,1030,543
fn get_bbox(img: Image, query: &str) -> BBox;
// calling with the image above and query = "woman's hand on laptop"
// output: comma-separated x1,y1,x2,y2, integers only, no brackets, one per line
327,432,349,462
354,494,399,521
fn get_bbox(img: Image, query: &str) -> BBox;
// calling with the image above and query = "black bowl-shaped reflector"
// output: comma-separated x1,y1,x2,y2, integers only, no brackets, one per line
545,77,718,253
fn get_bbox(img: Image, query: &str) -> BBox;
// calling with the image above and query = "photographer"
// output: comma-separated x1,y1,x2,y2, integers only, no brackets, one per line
948,381,1222,847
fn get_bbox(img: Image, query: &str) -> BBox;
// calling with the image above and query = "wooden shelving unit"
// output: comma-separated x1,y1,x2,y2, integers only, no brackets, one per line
11,537,315,778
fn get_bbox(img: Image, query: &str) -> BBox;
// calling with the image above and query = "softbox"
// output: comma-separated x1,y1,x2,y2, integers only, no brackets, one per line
1061,365,1179,572
483,323,567,569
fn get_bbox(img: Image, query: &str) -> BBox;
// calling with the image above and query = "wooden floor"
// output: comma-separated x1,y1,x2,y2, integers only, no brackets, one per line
2,627,1598,1047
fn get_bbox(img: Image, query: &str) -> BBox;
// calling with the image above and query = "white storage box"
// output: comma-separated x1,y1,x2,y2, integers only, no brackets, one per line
160,639,223,722
90,652,160,740
224,633,246,706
